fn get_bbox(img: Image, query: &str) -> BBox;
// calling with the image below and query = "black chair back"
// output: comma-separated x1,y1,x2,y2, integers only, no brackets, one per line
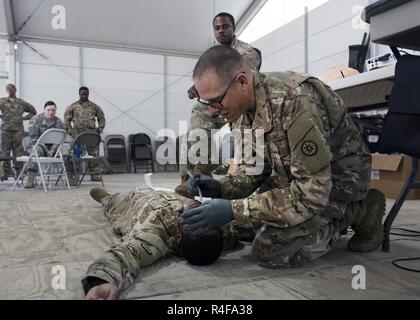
74,132,101,148
379,54,420,157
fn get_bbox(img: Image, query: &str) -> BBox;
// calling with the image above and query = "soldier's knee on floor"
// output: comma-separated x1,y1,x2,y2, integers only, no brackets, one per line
251,225,313,268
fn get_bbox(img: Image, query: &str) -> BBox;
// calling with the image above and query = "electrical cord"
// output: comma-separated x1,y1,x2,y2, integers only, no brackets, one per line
390,227,420,237
389,228,420,273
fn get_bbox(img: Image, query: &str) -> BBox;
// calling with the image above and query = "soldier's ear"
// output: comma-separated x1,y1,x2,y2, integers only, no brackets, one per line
237,73,248,87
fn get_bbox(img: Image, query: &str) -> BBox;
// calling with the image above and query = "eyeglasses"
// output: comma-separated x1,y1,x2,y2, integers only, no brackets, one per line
196,72,244,110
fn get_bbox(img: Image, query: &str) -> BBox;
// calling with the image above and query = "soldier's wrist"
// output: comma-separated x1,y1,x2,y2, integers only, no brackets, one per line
82,276,109,295
231,199,252,224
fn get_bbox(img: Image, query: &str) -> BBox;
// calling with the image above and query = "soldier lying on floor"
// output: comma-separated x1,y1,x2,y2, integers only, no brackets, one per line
81,187,243,300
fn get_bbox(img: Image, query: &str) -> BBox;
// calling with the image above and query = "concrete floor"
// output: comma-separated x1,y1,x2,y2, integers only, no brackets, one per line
1,172,420,300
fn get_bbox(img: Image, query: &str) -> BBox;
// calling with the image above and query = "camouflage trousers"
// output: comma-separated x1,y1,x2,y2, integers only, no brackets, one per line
1,130,24,175
179,103,227,177
250,198,348,268
26,145,51,173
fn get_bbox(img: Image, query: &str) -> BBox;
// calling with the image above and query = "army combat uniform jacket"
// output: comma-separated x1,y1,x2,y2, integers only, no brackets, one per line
28,114,64,150
0,97,36,131
64,100,106,137
219,71,371,228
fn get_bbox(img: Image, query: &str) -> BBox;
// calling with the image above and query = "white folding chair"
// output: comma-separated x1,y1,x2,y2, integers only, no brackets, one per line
12,129,70,192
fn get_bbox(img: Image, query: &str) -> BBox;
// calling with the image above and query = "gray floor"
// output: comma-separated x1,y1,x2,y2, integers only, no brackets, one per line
1,172,420,300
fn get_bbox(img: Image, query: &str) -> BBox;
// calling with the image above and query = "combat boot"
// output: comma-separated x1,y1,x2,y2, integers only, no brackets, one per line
89,187,111,203
346,189,386,252
68,174,79,186
174,162,213,198
24,172,36,189
0,167,7,181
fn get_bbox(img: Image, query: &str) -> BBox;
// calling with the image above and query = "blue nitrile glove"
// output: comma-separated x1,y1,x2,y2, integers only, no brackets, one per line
186,172,222,198
180,199,233,236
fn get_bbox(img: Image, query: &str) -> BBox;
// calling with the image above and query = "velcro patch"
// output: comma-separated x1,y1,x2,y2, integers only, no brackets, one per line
288,112,332,174
301,141,318,157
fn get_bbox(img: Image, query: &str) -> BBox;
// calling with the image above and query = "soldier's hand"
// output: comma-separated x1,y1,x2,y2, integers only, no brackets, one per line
86,283,120,300
187,172,222,198
187,85,198,99
181,199,234,236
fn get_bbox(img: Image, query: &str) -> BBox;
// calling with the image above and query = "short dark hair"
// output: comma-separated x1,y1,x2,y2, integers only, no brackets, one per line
179,229,224,266
44,101,56,109
6,83,16,89
79,86,89,93
193,45,246,84
213,12,235,27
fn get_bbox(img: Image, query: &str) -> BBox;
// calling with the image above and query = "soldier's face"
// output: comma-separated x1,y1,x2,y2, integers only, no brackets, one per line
213,17,235,45
79,90,89,102
195,71,252,123
44,105,56,119
6,84,16,97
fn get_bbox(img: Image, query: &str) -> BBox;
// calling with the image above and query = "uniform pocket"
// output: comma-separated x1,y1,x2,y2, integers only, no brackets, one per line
266,131,291,180
148,196,170,210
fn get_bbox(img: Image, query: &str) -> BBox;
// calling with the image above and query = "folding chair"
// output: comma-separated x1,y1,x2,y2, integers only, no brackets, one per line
71,132,104,186
129,133,154,173
105,134,127,173
12,129,70,192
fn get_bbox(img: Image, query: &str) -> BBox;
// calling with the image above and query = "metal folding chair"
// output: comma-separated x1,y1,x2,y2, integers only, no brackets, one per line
12,129,70,192
71,132,104,186
129,133,154,173
105,134,127,173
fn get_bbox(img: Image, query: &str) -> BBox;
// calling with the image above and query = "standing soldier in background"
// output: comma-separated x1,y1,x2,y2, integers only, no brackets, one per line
0,83,37,179
24,101,65,188
64,86,106,183
176,12,262,196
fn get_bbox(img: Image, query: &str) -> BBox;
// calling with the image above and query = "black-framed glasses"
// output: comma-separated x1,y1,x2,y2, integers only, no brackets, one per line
196,72,244,110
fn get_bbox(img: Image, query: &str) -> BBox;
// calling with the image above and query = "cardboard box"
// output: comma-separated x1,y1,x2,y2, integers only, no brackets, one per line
370,154,420,199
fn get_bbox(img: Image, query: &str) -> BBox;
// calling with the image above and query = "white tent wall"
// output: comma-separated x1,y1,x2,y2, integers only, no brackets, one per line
252,0,391,77
15,41,196,142
0,40,7,89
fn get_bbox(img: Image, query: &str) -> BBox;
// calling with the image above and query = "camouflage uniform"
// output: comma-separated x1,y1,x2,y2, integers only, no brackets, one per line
0,97,37,175
26,114,65,172
179,37,262,177
64,100,106,177
81,190,239,293
218,71,372,268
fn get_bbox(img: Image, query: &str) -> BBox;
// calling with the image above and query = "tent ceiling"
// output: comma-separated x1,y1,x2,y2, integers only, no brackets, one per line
0,0,265,57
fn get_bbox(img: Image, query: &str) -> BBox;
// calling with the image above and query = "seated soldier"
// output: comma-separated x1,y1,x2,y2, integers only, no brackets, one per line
82,187,240,300
25,101,66,188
